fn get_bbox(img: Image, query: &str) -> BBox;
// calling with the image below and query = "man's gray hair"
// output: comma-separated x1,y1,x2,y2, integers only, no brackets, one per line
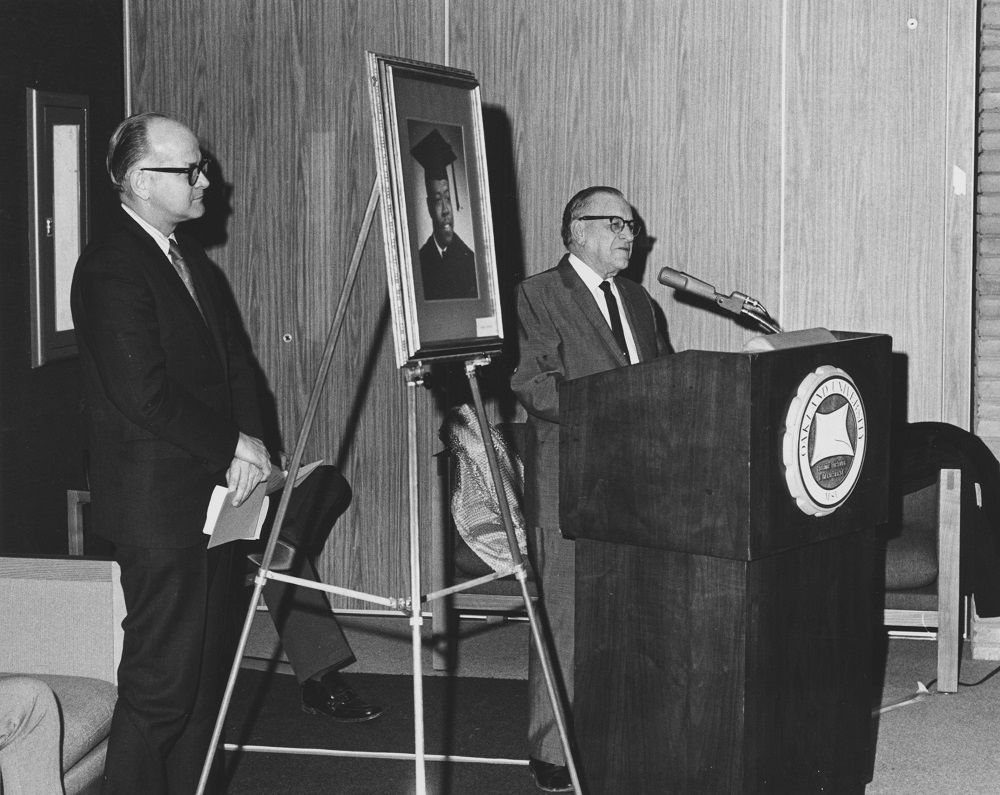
560,186,626,246
106,112,173,194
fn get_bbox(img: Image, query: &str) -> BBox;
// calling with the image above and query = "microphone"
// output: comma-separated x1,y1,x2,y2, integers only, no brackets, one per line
658,266,782,334
657,267,718,301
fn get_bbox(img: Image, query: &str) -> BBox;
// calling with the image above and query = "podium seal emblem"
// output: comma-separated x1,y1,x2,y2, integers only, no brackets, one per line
782,365,867,517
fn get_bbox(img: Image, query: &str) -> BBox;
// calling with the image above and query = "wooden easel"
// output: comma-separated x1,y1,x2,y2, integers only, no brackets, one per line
197,177,580,795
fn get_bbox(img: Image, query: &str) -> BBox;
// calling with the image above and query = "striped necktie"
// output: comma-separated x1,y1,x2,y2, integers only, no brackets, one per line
168,240,205,319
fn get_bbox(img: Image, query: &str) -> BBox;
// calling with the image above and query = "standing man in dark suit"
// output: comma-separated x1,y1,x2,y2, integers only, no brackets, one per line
511,186,669,792
71,113,378,795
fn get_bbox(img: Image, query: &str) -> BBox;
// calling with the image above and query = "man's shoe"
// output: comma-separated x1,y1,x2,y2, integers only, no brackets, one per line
528,757,573,793
301,675,383,723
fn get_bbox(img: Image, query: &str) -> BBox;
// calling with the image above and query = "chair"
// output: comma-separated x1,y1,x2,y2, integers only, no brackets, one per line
884,468,963,693
0,555,124,794
430,408,536,671
884,421,1000,694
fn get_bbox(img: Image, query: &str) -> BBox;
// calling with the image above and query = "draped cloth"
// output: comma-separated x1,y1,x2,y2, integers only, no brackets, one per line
893,421,1000,616
443,404,528,573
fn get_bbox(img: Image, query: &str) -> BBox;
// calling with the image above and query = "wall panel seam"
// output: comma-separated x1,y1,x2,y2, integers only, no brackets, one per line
779,0,787,322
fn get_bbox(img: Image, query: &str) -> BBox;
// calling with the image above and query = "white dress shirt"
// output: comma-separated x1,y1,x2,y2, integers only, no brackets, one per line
567,253,639,362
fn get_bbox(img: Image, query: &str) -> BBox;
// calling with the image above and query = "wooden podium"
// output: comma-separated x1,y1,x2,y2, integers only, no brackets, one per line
560,332,891,795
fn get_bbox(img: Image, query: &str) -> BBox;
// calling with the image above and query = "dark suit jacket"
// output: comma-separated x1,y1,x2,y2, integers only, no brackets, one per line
71,206,264,548
511,255,668,530
419,232,478,300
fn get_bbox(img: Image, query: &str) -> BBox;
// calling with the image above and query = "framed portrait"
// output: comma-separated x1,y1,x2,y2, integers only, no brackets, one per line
367,52,503,367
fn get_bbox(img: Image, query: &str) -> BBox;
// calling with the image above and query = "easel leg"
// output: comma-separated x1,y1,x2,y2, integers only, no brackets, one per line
196,179,381,795
405,372,427,793
464,359,582,794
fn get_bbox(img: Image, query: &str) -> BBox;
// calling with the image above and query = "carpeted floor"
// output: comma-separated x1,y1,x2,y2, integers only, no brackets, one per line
868,639,1000,795
223,670,535,794
227,614,540,793
223,615,1000,794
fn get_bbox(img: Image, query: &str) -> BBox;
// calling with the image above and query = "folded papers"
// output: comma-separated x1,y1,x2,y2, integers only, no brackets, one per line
202,460,323,548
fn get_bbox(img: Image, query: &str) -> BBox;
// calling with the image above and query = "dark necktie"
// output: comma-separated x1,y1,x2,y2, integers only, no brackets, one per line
599,280,630,363
168,240,205,319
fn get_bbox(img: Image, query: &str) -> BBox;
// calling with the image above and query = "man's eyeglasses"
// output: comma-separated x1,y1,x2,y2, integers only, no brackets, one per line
575,215,642,236
140,158,211,186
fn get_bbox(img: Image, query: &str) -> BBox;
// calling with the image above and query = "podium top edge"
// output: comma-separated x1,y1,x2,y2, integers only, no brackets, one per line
669,331,891,358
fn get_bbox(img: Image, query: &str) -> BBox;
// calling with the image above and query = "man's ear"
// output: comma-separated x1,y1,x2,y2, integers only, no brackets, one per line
128,169,149,201
570,218,585,245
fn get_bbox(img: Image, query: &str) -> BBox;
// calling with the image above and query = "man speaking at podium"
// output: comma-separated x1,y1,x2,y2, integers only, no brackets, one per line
511,186,669,791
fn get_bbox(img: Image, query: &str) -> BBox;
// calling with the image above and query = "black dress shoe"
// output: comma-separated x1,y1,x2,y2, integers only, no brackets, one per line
529,757,573,793
301,675,383,723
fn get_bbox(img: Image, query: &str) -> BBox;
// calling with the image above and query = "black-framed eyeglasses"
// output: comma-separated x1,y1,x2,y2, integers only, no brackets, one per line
140,158,211,186
575,215,642,236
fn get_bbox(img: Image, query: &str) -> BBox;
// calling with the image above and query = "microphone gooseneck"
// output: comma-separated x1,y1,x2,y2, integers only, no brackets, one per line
658,267,782,334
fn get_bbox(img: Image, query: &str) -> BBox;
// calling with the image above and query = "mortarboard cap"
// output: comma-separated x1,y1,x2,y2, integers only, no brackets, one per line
411,128,457,182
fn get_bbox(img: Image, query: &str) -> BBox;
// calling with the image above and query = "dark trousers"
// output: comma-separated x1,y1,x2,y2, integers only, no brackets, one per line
258,465,355,682
103,540,234,795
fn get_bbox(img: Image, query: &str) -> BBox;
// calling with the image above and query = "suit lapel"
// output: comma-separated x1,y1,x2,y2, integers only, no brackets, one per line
165,241,212,329
173,237,229,369
118,212,196,320
617,282,656,362
114,210,227,368
556,256,629,366
172,239,216,327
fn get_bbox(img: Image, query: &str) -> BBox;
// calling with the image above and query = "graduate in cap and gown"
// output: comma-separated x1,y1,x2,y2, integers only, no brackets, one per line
410,128,479,301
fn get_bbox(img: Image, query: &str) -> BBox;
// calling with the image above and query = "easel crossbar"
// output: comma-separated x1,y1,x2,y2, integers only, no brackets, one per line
255,570,400,609
260,563,527,609
423,567,520,604
222,744,529,766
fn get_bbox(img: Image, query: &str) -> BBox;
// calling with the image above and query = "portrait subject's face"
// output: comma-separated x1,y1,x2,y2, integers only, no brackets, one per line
426,178,454,249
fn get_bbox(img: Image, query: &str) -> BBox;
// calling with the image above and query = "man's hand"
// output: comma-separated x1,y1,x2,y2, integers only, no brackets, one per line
235,432,271,473
226,458,264,507
229,433,272,506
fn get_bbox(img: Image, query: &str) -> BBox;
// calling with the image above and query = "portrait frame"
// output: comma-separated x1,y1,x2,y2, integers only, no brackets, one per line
367,52,503,367
26,88,90,368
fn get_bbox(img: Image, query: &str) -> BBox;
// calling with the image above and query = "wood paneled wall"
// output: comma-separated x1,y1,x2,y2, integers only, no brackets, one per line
451,1,785,357
780,0,975,426
127,0,975,602
451,0,975,425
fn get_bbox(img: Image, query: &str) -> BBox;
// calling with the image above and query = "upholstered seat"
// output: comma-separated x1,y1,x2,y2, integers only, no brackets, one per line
885,479,943,598
36,674,117,794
